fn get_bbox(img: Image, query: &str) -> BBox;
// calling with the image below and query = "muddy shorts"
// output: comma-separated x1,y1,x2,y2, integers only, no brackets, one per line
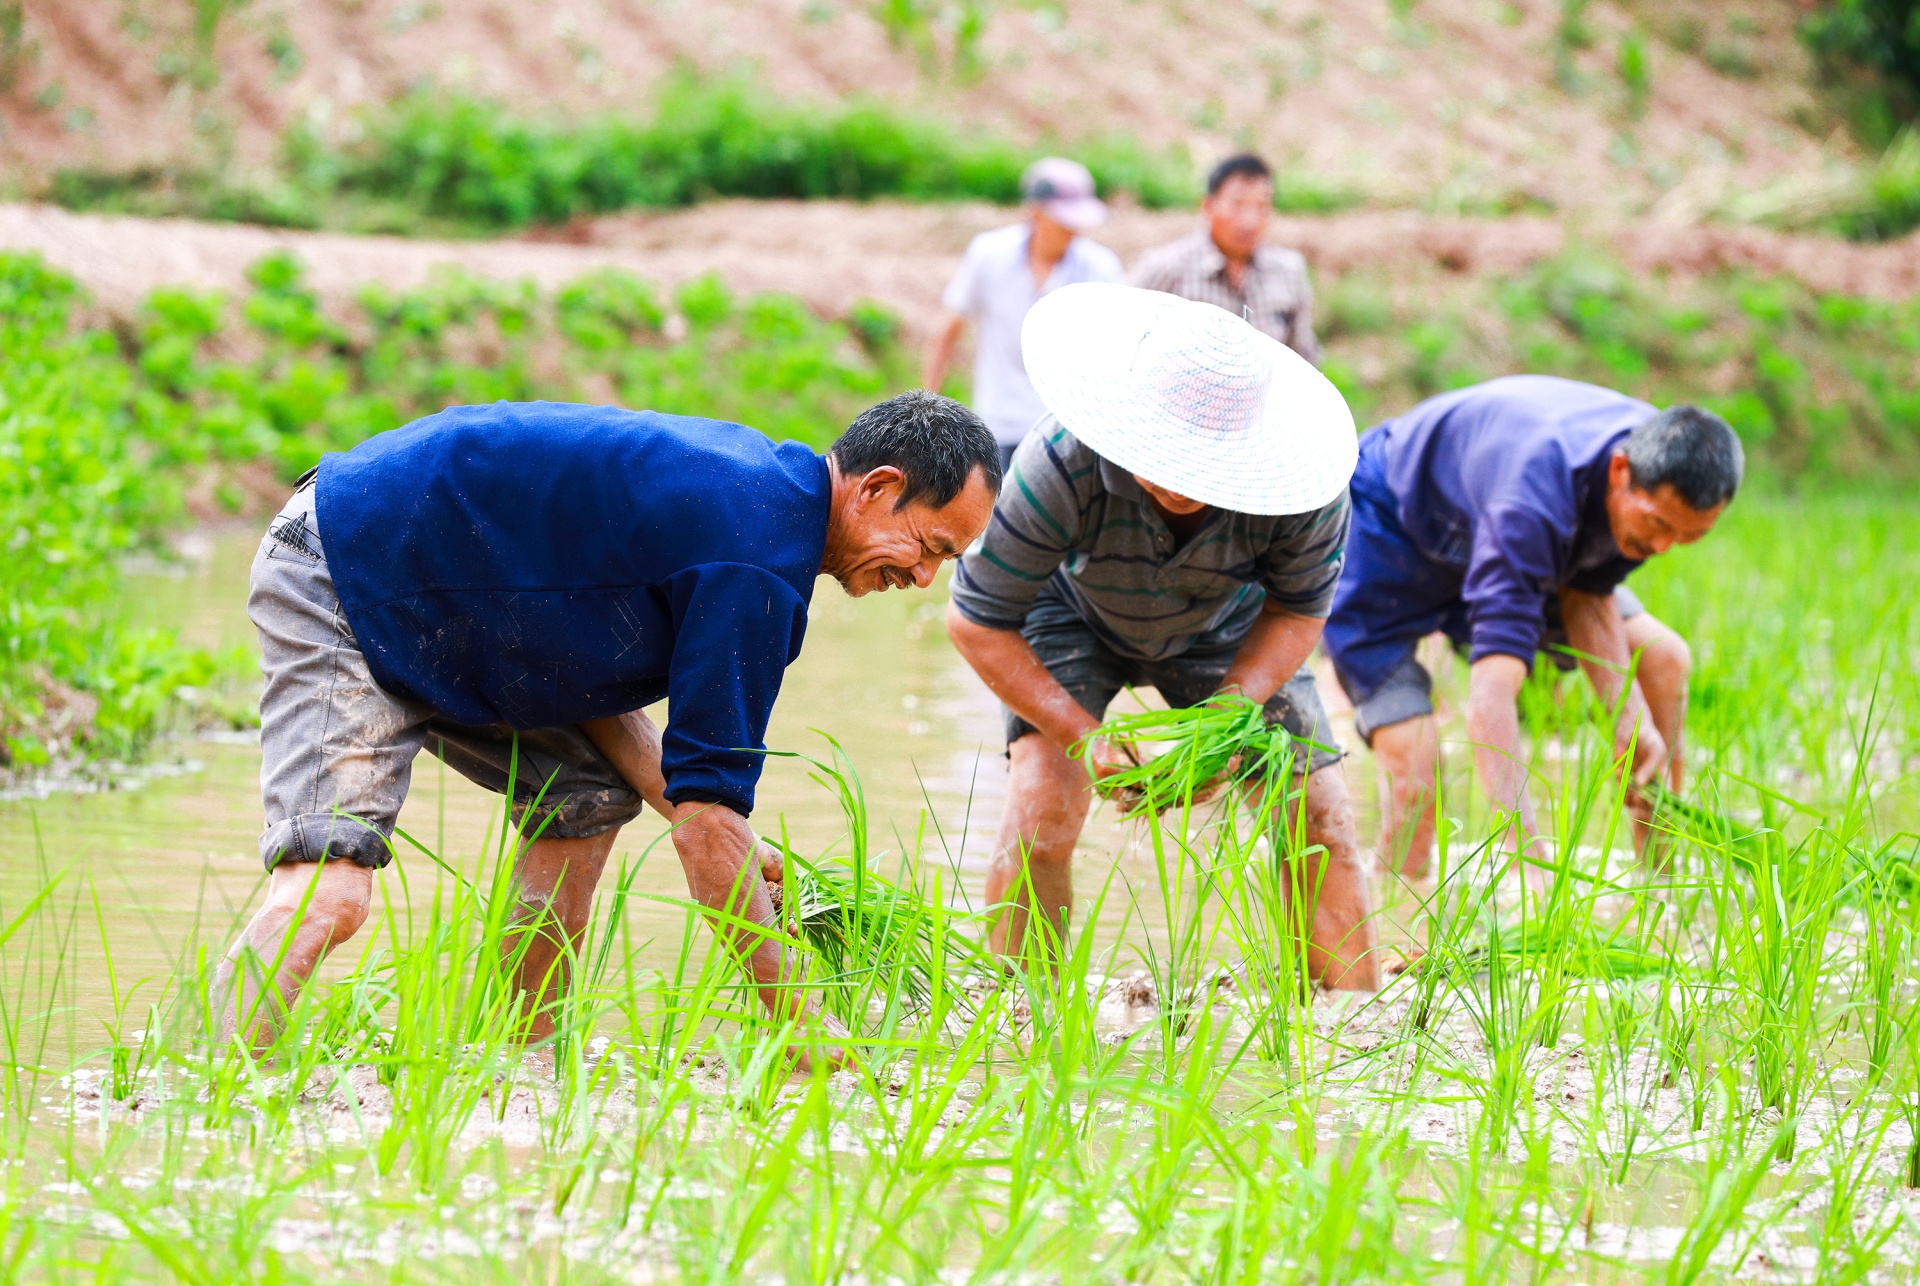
248,484,645,871
1004,589,1342,775
1338,584,1646,746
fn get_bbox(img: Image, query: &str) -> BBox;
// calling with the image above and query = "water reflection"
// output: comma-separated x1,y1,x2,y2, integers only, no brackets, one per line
1,530,1206,1017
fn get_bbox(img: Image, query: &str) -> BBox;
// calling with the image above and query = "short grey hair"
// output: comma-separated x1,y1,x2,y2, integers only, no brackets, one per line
1621,405,1744,511
830,391,1002,509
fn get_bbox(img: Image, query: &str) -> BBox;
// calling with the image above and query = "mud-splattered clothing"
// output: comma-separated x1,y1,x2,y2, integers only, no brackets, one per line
949,419,1349,661
315,402,830,818
251,484,646,869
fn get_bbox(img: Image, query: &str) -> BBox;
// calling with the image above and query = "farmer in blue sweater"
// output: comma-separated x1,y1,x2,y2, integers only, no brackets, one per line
221,393,1000,1062
1323,376,1743,881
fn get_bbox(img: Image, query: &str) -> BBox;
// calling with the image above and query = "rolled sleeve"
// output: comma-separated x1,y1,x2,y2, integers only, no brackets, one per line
1462,505,1561,665
948,432,1085,630
660,563,809,816
1256,491,1349,618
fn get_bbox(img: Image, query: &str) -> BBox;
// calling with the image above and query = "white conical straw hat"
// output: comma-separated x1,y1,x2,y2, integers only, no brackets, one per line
1021,283,1357,514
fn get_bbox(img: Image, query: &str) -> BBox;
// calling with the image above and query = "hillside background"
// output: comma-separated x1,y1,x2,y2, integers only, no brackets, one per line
4,0,1878,224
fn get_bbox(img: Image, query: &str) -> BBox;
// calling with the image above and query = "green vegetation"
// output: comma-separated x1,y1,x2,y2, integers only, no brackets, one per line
52,72,1197,234
1785,1,1920,238
7,238,1917,777
3,488,1920,1278
0,249,904,773
0,256,228,773
1318,247,1920,476
1802,0,1920,128
1081,696,1311,816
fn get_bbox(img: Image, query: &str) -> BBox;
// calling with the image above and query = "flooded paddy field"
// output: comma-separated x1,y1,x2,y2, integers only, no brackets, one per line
4,495,1920,1283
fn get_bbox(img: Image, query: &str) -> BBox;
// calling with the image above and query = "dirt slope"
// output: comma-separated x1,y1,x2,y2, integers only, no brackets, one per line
11,199,1918,341
7,0,1856,221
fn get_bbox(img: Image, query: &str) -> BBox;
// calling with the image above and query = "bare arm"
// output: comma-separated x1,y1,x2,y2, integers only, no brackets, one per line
579,710,673,819
665,800,805,1018
580,711,782,882
922,311,967,393
945,602,1136,778
1465,654,1543,857
1557,588,1668,790
946,602,1098,749
1218,606,1325,704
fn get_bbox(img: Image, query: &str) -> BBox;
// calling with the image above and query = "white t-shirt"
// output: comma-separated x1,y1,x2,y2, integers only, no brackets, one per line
941,223,1124,447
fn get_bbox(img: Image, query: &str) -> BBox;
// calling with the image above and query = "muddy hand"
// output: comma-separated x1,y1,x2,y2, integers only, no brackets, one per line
1620,722,1669,814
755,837,784,886
1082,734,1144,811
791,1006,853,1074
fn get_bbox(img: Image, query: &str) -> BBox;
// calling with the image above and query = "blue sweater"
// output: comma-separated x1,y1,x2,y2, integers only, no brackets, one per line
1325,377,1648,691
316,402,832,816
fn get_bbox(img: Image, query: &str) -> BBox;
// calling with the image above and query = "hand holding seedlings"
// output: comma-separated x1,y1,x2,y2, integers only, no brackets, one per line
1076,732,1145,810
1075,696,1305,818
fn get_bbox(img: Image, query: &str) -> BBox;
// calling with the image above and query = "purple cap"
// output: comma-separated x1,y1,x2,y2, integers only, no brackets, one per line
1021,157,1109,232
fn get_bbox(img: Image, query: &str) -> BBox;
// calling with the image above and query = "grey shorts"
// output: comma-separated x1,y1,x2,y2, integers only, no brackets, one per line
1343,585,1645,745
1005,592,1342,775
249,486,645,871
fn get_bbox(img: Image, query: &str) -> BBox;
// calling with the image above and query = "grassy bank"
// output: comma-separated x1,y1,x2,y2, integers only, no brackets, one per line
50,73,1198,236
1319,249,1920,478
0,250,905,776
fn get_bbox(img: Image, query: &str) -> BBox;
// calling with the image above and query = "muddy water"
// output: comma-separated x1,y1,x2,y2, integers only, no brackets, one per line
6,530,1409,1018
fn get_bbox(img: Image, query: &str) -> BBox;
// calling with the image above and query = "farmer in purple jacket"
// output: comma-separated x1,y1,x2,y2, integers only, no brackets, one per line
1323,376,1743,880
221,393,999,1064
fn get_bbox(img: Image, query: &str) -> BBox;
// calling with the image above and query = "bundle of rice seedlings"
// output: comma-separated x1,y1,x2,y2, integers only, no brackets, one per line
1642,780,1750,853
1080,695,1312,814
767,851,982,1023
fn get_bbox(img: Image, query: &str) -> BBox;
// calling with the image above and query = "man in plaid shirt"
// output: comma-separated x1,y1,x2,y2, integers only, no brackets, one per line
1129,153,1321,364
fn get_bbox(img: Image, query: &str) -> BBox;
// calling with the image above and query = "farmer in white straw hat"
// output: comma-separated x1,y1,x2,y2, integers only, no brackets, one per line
946,282,1379,990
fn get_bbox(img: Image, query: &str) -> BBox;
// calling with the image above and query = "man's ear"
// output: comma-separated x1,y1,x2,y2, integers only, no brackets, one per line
1608,449,1634,490
857,465,907,509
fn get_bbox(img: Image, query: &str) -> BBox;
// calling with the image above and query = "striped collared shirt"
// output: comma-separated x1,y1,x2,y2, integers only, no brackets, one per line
1128,230,1321,364
949,420,1350,661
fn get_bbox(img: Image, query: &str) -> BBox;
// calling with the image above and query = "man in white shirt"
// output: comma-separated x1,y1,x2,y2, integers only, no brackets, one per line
924,158,1125,470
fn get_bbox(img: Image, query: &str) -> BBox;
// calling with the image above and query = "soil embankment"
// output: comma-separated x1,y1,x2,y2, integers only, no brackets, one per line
7,201,1918,341
8,0,1862,224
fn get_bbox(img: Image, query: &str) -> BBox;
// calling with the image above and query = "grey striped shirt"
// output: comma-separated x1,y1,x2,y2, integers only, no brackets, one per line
949,420,1350,662
1128,230,1321,364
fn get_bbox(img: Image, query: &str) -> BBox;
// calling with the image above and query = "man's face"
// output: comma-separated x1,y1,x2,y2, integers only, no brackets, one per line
1132,474,1209,516
832,466,997,597
1203,174,1273,263
1604,450,1726,561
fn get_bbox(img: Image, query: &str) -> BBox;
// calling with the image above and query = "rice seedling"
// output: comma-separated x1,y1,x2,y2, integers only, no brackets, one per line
2,491,1920,1280
1079,694,1317,815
